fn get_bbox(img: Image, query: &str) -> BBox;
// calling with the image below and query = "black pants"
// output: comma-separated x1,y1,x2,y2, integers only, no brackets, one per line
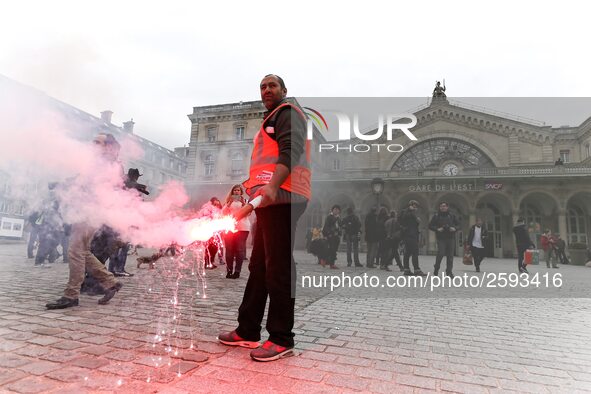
471,246,485,269
326,236,340,265
225,231,249,273
402,237,420,271
517,247,527,270
344,235,360,265
236,203,306,348
434,238,455,274
389,238,403,268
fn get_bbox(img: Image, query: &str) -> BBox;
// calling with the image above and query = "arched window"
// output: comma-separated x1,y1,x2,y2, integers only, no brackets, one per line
520,202,542,246
567,206,587,244
392,138,494,171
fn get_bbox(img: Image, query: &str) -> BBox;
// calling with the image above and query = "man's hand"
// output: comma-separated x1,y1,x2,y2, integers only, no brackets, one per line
253,184,279,208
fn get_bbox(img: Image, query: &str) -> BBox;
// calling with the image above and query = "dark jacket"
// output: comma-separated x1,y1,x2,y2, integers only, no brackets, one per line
322,214,341,239
467,224,489,248
428,211,460,240
341,213,361,237
385,217,401,240
376,213,388,242
364,211,380,242
399,208,420,240
513,224,535,250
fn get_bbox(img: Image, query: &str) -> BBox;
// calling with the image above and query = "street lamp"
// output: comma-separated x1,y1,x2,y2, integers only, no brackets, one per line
371,178,385,209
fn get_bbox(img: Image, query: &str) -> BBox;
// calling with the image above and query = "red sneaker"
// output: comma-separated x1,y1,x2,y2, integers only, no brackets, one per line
218,330,260,349
250,340,294,362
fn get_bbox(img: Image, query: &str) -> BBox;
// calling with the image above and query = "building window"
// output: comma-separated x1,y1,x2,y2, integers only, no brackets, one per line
333,159,341,171
560,150,570,163
586,144,590,159
207,127,217,143
235,126,245,141
204,154,215,176
231,152,244,175
567,206,587,244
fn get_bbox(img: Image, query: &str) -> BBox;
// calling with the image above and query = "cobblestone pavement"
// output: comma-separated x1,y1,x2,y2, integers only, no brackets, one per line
0,243,590,393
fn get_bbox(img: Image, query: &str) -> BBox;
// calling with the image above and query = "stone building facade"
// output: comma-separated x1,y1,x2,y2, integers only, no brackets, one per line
185,95,591,256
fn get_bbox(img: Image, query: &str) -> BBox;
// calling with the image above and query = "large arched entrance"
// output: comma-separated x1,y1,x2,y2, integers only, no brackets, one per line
566,192,591,244
476,193,513,258
518,192,559,249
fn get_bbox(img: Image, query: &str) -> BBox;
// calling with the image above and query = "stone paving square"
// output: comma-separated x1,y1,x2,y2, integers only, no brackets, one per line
0,242,590,393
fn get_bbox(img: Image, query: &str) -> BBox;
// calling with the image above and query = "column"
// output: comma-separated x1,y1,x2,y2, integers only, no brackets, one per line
558,209,567,240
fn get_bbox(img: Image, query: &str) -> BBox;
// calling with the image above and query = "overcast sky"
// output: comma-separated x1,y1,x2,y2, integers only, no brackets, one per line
1,0,590,149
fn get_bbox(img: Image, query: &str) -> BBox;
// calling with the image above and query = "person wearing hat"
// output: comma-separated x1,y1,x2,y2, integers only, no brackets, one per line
399,200,427,276
46,133,123,309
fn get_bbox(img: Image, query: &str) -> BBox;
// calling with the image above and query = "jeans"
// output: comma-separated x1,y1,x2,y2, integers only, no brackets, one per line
236,203,306,348
434,238,455,274
27,226,39,258
471,246,485,268
366,242,379,267
326,236,340,265
402,237,420,271
344,234,360,265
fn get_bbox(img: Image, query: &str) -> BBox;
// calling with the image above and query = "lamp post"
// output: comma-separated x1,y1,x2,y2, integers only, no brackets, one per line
371,178,385,210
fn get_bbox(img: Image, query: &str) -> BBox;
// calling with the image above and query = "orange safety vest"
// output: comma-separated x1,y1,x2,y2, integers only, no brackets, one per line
243,102,311,200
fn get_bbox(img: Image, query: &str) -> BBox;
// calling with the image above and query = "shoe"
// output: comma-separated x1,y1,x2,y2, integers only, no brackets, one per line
250,340,294,362
414,270,428,277
519,267,529,274
218,330,260,348
122,271,134,277
475,267,480,272
354,263,363,267
46,297,79,310
98,282,123,305
205,264,217,270
232,272,240,279
366,264,375,269
445,272,455,279
226,271,232,278
347,263,352,267
403,269,413,276
433,270,439,276
380,266,391,271
329,265,338,269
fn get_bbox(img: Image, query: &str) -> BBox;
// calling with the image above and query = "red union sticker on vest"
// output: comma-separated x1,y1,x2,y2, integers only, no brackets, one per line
255,170,274,182
265,126,275,134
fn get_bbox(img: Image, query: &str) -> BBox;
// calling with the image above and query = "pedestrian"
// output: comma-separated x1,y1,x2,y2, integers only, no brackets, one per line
222,185,251,279
513,217,535,274
322,205,341,269
555,234,570,264
429,201,460,278
204,197,223,270
26,210,40,259
364,207,379,268
46,133,123,309
218,74,310,361
376,207,389,270
399,200,428,276
467,217,488,272
34,183,64,267
384,210,404,271
341,207,362,267
541,229,559,269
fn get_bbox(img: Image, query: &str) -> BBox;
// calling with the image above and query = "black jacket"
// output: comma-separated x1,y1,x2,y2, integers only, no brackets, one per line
467,224,489,248
399,208,420,240
513,224,535,250
322,214,341,239
341,213,361,236
429,211,460,240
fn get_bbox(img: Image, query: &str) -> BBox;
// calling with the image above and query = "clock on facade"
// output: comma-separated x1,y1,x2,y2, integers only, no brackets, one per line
442,163,459,176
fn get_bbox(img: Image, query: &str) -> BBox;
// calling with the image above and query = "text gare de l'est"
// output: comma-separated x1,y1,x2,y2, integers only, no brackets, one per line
307,113,418,153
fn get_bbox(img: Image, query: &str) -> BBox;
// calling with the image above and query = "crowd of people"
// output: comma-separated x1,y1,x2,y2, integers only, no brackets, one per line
308,199,569,277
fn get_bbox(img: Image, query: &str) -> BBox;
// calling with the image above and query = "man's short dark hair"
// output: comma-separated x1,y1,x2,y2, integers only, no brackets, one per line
331,204,341,212
264,74,286,89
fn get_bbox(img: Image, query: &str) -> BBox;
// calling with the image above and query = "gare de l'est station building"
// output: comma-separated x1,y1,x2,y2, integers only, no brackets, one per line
185,90,591,258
